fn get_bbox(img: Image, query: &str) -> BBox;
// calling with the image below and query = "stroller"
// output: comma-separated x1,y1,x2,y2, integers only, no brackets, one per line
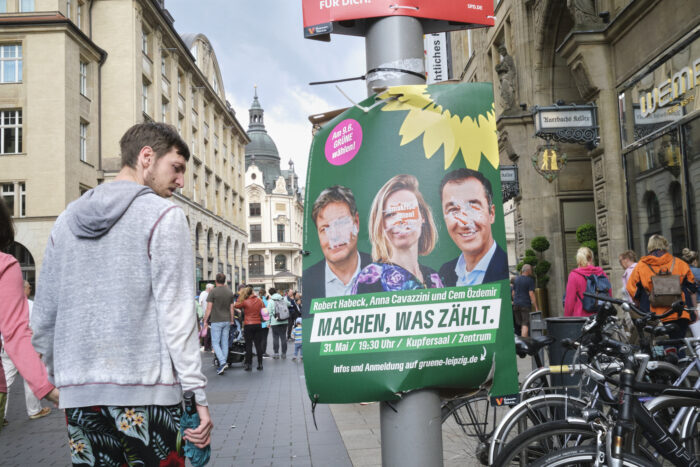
213,318,246,368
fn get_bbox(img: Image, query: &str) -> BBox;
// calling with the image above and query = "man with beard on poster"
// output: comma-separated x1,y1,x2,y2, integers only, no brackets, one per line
304,185,372,300
438,168,508,286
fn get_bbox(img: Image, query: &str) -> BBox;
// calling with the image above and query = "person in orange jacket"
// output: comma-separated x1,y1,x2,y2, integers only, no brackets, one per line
626,234,698,340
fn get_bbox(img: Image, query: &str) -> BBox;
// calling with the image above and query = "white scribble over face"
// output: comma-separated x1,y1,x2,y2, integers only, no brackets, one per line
326,215,358,250
441,178,495,260
383,190,423,251
316,202,360,266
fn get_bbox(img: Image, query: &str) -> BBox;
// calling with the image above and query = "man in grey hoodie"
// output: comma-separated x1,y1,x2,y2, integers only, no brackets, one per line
31,123,212,465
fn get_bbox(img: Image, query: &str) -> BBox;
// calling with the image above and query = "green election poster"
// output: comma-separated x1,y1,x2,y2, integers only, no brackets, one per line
301,82,519,403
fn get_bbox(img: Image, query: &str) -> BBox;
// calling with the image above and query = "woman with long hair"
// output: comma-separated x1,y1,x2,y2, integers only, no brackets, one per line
0,199,59,428
352,174,443,293
234,286,265,371
564,246,611,317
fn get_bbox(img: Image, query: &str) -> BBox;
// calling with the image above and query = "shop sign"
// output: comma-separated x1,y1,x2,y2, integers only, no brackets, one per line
532,142,568,183
301,82,519,404
533,104,599,147
424,33,451,84
302,0,494,39
619,34,700,147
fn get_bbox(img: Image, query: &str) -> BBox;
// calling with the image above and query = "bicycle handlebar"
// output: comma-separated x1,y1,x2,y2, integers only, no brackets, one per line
582,292,684,321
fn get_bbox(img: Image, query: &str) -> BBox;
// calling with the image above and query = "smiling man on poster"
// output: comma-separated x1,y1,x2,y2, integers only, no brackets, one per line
438,168,508,286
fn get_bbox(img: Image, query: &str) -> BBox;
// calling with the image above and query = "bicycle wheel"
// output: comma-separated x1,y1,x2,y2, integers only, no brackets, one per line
441,394,495,466
488,394,588,464
530,445,660,467
491,420,596,466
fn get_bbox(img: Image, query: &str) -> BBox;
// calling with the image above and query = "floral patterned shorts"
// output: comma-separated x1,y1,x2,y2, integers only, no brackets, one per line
65,404,184,466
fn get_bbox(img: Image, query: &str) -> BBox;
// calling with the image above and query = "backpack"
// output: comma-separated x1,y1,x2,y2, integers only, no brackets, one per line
274,299,290,320
646,259,683,307
576,271,612,313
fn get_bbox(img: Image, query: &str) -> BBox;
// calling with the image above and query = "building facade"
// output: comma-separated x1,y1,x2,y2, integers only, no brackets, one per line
0,0,249,292
244,90,304,292
449,0,699,311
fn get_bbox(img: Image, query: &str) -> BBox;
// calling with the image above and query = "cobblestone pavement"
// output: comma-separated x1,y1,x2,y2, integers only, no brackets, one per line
0,345,351,467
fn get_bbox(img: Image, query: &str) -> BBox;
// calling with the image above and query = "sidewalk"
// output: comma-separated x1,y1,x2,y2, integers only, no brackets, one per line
0,344,352,467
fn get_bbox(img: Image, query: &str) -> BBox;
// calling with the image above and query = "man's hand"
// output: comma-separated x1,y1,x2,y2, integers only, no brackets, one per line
184,404,213,448
44,388,59,406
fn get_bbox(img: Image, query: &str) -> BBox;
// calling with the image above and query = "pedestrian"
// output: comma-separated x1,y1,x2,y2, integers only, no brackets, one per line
682,248,700,305
619,250,638,302
292,318,303,361
626,235,697,340
234,286,266,371
564,246,612,317
31,122,212,463
286,289,300,340
1,280,52,423
512,264,539,337
199,283,214,311
0,199,59,432
259,287,271,358
203,273,235,375
267,288,289,359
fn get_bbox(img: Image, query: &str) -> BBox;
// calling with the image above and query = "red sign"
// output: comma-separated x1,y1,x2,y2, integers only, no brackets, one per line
303,0,494,38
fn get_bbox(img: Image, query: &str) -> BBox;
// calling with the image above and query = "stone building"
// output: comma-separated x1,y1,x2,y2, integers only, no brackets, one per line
449,0,700,311
0,0,249,292
244,89,304,293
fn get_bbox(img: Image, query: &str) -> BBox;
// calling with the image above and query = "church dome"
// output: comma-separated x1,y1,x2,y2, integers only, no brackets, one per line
246,130,279,159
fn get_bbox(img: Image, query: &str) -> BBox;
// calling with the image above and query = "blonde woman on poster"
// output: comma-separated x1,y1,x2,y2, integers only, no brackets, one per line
352,174,444,293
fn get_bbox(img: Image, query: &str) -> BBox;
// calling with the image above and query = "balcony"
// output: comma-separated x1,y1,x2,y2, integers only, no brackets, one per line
178,94,185,116
142,54,153,79
161,76,170,98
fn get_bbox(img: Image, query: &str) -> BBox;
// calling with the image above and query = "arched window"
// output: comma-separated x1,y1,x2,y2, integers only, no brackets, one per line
249,254,264,275
274,254,287,271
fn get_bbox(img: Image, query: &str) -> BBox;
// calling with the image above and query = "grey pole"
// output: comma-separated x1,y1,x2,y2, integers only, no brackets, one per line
364,15,443,467
364,16,426,95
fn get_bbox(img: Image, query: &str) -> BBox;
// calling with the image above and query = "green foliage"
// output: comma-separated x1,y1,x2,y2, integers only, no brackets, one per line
535,260,551,277
582,239,598,252
516,261,524,272
531,236,550,253
538,274,550,288
525,249,536,257
576,223,597,244
523,255,538,267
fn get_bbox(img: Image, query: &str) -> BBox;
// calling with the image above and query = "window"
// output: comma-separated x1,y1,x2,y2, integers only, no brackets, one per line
277,224,285,243
142,30,149,56
190,44,197,63
80,122,87,162
213,76,219,94
142,82,149,115
0,0,7,12
161,56,166,77
161,102,168,123
275,254,287,271
19,0,34,12
1,110,22,154
250,224,261,242
77,1,82,28
79,61,87,96
249,202,261,216
193,173,199,203
65,0,70,18
177,116,183,135
1,45,22,83
177,73,183,94
18,182,25,217
2,183,14,214
249,254,264,275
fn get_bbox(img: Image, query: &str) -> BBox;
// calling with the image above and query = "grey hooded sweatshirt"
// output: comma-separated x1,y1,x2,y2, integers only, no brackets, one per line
31,180,207,408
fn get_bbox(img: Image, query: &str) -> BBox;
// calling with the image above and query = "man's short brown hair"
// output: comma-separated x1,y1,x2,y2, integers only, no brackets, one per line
311,185,358,226
119,122,190,169
215,273,226,284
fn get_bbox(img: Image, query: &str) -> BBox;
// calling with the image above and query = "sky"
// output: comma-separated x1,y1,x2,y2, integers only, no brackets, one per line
165,0,369,186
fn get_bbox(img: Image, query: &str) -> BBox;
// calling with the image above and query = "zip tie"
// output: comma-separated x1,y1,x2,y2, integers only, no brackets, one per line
335,85,393,113
487,15,497,20
311,394,320,430
390,4,419,10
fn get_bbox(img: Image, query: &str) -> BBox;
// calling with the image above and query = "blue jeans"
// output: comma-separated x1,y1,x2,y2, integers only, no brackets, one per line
294,342,302,358
211,322,230,367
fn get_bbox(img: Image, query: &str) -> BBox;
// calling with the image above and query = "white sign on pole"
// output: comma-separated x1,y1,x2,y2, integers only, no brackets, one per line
424,33,450,84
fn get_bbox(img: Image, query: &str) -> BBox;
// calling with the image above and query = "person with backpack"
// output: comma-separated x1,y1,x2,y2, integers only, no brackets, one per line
626,235,697,339
564,246,612,317
267,288,289,359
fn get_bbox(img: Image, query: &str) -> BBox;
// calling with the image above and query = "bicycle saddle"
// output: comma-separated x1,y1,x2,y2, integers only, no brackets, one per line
514,335,554,358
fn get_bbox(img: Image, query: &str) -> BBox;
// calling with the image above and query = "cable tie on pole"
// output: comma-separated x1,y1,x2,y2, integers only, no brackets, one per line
335,85,394,113
383,400,398,413
389,4,419,10
366,67,426,81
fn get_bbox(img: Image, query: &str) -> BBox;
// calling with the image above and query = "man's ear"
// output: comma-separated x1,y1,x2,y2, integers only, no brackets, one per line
489,204,496,222
138,146,155,169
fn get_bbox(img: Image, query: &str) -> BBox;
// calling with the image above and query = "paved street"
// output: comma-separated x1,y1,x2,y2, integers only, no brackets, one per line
0,345,351,467
1,342,532,467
